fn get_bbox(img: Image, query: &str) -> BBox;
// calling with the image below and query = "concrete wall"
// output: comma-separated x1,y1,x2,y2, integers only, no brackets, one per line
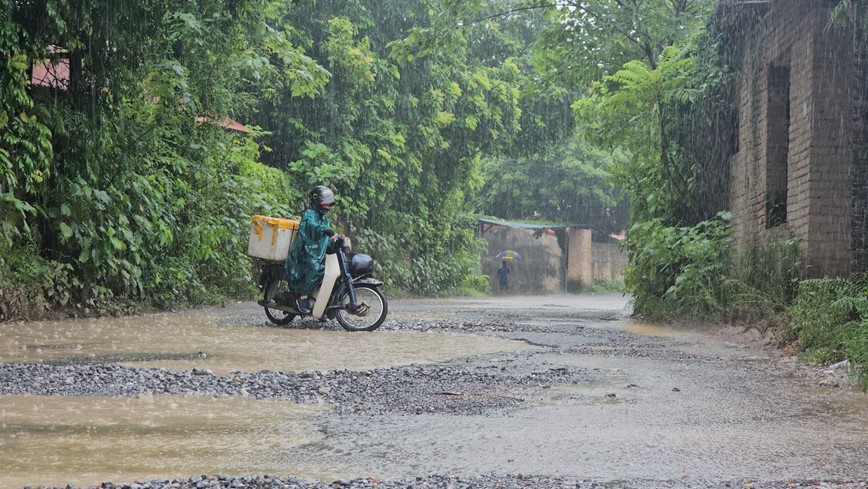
481,225,627,294
592,241,627,283
730,0,856,277
482,227,563,294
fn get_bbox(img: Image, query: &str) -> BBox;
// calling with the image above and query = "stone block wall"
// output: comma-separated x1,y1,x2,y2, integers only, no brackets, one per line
730,0,855,278
852,15,868,274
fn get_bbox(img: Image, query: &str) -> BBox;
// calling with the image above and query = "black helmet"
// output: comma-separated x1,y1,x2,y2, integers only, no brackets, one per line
309,185,337,213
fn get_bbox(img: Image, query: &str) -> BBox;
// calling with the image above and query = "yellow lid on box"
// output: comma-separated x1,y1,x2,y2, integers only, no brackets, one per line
252,215,299,229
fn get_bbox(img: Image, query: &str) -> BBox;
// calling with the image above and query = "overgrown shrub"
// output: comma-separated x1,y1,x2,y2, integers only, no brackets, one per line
354,213,489,296
725,237,802,321
0,242,82,320
786,277,867,389
624,211,733,319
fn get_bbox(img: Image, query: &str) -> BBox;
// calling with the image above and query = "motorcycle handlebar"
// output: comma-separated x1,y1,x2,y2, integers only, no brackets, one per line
330,234,351,250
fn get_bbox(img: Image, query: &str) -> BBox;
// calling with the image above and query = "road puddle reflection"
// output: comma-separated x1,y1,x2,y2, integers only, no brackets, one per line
0,394,328,488
0,312,536,375
622,321,684,337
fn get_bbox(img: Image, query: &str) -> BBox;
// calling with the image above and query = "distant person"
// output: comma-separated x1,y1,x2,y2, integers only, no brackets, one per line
498,260,510,292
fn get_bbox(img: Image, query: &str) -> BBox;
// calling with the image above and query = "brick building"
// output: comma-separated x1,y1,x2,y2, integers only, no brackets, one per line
718,0,867,277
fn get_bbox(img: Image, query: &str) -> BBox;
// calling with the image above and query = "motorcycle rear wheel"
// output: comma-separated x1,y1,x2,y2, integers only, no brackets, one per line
335,284,387,332
263,277,296,326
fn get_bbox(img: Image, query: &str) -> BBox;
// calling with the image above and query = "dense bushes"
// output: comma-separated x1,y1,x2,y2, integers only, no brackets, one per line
353,214,489,296
624,212,733,319
786,278,867,389
623,210,864,388
1,1,506,320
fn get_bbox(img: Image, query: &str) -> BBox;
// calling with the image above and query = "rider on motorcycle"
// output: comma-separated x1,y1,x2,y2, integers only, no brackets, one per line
285,185,341,314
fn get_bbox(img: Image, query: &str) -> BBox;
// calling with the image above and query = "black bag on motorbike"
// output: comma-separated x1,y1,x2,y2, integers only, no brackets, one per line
350,253,373,276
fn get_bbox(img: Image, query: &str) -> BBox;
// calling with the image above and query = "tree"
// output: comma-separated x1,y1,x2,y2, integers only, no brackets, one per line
247,0,524,293
534,0,714,87
480,138,629,233
0,0,327,316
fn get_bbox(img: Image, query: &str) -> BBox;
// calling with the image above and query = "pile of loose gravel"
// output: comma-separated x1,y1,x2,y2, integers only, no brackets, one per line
0,359,587,416
30,473,868,489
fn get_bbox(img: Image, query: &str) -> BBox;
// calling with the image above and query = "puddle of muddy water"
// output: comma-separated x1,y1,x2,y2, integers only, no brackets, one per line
0,394,336,488
0,307,540,486
0,312,537,375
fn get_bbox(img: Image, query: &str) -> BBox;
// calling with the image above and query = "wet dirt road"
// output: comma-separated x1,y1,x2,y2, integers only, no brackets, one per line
1,294,866,488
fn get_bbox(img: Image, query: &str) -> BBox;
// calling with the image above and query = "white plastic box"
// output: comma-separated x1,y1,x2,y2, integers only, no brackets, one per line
247,215,299,261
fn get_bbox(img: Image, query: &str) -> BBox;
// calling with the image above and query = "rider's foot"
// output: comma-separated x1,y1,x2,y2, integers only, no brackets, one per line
297,298,311,314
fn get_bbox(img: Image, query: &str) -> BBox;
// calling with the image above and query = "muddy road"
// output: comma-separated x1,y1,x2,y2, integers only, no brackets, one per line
0,294,865,488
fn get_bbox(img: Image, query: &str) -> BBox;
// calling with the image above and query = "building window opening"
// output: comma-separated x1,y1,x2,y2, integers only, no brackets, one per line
766,64,790,228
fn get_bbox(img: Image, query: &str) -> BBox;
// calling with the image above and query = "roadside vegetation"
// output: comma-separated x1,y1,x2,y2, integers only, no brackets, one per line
1,0,864,387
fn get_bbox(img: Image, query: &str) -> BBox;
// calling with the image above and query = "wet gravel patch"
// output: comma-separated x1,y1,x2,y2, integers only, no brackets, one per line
0,360,587,416
565,343,706,361
31,473,868,489
382,316,712,362
382,316,617,334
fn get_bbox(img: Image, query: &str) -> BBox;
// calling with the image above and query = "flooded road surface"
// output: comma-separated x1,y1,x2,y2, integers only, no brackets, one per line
0,395,329,485
0,309,536,375
1,295,866,488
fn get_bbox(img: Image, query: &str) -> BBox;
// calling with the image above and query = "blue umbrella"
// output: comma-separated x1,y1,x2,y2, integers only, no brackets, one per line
495,250,522,261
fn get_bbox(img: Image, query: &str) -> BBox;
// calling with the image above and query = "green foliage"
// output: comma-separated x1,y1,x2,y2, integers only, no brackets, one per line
588,278,625,295
0,0,312,316
480,137,629,231
571,21,744,318
354,212,488,296
625,211,733,319
575,45,698,226
250,0,523,293
534,0,715,88
0,14,52,246
426,0,630,235
786,278,867,390
726,238,803,321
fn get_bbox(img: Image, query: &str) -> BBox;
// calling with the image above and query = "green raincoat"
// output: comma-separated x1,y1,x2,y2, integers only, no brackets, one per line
285,205,332,296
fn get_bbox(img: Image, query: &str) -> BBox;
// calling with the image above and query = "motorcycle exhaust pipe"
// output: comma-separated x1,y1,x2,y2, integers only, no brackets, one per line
257,299,300,314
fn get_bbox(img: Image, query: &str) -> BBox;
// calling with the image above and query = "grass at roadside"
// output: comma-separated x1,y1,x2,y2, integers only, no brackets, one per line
784,277,867,391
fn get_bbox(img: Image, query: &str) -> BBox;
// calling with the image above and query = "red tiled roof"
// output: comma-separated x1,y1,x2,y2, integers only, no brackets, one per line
195,116,252,133
30,47,251,133
31,58,69,89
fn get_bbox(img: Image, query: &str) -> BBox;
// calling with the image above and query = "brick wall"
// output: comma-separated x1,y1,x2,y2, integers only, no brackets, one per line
853,13,868,273
730,0,856,277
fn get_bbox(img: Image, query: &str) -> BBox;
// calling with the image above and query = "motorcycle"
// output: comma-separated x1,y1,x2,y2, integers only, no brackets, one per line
256,236,388,332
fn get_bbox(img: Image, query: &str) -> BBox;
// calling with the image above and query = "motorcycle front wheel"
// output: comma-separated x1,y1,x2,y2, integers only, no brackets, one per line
335,284,388,332
263,276,296,326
